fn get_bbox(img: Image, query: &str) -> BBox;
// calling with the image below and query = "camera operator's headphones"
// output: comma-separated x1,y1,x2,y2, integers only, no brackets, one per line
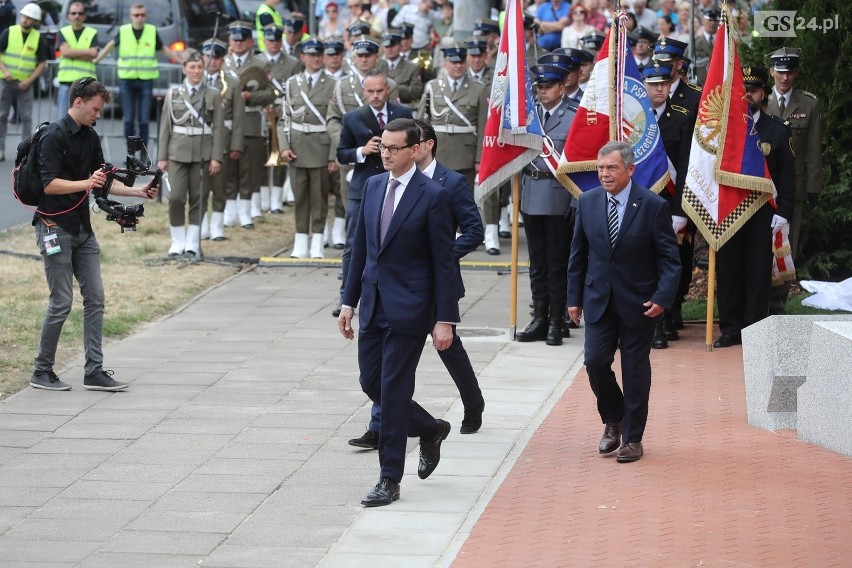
73,76,97,100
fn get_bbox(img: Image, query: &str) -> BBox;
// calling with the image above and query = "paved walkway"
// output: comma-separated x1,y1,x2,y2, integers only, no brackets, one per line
1,241,850,567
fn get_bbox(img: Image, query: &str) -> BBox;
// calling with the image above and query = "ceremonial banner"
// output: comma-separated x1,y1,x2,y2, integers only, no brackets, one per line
681,7,774,251
476,0,543,204
556,13,671,198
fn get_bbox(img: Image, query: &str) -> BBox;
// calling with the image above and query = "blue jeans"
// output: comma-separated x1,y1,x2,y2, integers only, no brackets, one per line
57,83,72,121
34,223,105,375
119,79,153,148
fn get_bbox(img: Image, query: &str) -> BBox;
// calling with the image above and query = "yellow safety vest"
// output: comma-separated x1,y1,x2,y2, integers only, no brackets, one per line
117,24,158,80
57,26,97,83
1,25,40,82
255,3,283,52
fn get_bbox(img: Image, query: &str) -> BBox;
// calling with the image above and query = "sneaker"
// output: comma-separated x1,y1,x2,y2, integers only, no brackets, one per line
348,430,379,449
30,370,71,391
83,369,129,392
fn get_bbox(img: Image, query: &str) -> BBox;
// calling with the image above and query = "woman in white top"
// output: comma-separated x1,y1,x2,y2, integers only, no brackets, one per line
561,2,595,49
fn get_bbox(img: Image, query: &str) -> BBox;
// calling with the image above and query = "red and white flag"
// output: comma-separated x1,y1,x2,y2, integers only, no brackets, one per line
475,0,543,205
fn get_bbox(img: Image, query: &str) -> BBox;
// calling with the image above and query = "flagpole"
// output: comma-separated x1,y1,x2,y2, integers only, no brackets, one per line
509,173,521,339
705,248,716,351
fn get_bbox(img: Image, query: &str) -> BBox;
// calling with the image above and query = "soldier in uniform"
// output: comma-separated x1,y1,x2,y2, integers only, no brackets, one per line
258,24,300,214
278,37,339,259
282,13,307,58
579,32,604,91
382,30,423,105
201,38,244,243
465,38,493,87
714,67,795,348
472,19,500,61
642,61,693,349
223,21,276,228
398,23,416,61
157,49,225,259
524,14,541,71
693,8,720,86
767,47,822,313
418,45,488,247
516,64,577,345
632,26,658,69
323,38,348,248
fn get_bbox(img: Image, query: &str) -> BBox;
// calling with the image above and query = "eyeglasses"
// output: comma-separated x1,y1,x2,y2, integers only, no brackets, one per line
379,143,414,155
69,11,85,16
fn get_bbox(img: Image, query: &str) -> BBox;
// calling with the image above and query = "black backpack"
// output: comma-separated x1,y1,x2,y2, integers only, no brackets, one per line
13,121,52,207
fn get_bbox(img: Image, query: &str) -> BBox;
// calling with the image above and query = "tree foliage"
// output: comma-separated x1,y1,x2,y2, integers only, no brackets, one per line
740,0,852,280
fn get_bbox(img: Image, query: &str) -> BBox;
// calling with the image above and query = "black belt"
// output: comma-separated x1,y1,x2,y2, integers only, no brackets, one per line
523,167,555,180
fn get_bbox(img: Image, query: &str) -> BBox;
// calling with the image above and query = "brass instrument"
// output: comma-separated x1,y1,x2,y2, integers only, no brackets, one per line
414,48,434,71
264,108,286,167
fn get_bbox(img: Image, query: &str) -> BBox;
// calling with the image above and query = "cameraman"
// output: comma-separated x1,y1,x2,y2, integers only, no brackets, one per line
30,77,158,392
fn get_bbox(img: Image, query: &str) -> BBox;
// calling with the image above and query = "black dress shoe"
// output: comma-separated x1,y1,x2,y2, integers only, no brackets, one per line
361,477,400,507
460,401,484,434
486,248,500,255
616,441,643,463
418,419,450,479
651,321,668,349
713,334,742,348
212,236,227,241
348,430,379,449
599,422,622,454
333,243,344,250
241,223,254,230
332,305,342,318
545,321,563,346
498,230,511,238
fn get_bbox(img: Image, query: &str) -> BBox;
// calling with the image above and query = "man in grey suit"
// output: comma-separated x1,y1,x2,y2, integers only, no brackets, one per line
516,64,577,346
568,141,681,463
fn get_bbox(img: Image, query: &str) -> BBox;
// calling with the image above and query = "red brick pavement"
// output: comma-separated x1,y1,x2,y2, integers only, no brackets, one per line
454,324,852,567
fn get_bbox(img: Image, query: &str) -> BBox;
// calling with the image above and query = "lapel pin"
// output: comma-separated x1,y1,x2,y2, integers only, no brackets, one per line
632,203,638,207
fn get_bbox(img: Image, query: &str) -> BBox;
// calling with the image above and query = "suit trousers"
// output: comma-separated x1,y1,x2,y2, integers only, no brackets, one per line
522,212,572,306
339,196,362,303
238,137,265,199
584,302,656,443
673,225,696,308
167,161,211,227
290,166,330,234
716,204,773,336
358,298,438,483
367,326,484,432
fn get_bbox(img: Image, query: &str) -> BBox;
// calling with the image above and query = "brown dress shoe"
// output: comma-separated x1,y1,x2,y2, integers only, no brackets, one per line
616,442,644,463
598,422,622,454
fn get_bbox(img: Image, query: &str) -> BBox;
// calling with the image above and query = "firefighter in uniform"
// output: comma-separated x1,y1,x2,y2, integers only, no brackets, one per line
278,37,338,259
157,49,225,258
201,38,244,242
382,30,423,105
55,1,99,119
223,21,275,228
642,61,693,349
767,47,822,314
418,45,487,247
516,64,577,346
258,24,300,213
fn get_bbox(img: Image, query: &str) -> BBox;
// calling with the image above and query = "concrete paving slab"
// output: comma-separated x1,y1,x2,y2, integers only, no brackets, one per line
3,515,124,541
82,461,197,483
77,552,205,568
169,473,283,494
61,480,173,501
146,491,269,514
0,538,101,563
0,430,47,448
28,497,153,520
0,485,64,507
99,529,226,555
126,510,248,533
202,545,326,568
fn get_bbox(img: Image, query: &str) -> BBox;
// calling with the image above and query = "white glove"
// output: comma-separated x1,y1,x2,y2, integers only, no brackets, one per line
671,215,688,234
770,214,788,233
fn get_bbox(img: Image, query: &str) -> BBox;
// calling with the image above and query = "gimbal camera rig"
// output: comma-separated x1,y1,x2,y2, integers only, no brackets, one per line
93,136,162,232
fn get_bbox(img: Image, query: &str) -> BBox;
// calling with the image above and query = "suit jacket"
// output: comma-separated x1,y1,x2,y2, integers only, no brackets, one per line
521,100,577,215
278,72,337,167
157,84,225,163
326,71,402,152
755,112,795,221
767,89,822,199
656,98,693,215
342,169,460,335
568,183,681,328
417,76,487,171
335,103,413,201
433,161,484,299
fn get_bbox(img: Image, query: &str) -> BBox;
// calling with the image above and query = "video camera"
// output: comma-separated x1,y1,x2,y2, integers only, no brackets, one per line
94,136,162,232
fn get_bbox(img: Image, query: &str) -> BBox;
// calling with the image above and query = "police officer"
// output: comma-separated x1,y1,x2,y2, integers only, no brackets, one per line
0,2,48,161
255,0,283,52
55,2,100,120
278,37,338,259
201,38,244,242
223,20,275,228
714,67,795,348
157,49,225,259
693,8,720,86
418,45,487,236
542,49,585,103
767,47,822,313
258,24,300,213
516,64,577,345
382,30,423,104
642,61,693,349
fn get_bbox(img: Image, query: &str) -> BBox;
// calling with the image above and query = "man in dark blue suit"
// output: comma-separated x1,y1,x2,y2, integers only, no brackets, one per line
568,141,681,463
333,69,413,318
347,119,486,450
339,118,459,507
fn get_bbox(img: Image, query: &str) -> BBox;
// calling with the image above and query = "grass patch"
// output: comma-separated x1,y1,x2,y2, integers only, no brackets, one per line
681,292,849,322
0,199,296,400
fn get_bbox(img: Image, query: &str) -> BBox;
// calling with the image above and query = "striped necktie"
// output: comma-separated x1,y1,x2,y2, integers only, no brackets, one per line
608,195,619,247
380,179,401,244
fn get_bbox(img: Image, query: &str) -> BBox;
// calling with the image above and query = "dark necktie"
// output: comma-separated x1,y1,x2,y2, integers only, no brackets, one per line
190,87,196,97
452,80,458,93
544,110,551,123
653,108,658,117
307,75,313,88
709,34,714,48
380,179,401,244
377,111,385,129
608,195,619,247
779,95,786,116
